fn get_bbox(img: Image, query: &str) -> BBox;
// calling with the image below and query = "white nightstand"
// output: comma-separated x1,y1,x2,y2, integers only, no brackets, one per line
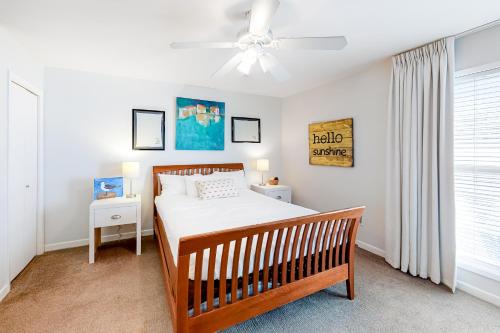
89,195,142,264
251,184,292,203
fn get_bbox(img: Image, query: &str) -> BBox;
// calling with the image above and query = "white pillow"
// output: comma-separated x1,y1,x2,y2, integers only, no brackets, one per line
158,174,186,195
212,170,248,190
195,178,239,200
184,174,206,197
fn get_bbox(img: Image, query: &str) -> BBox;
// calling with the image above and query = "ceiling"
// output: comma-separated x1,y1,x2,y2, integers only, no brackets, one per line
1,0,500,97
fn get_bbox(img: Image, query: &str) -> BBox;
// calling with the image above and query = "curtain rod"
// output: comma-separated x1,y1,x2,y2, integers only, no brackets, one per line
395,19,500,57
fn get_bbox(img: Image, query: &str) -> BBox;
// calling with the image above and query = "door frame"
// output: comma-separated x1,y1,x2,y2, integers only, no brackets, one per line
7,71,44,262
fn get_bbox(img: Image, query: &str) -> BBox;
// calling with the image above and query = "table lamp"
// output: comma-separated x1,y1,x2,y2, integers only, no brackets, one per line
256,159,269,186
122,162,140,198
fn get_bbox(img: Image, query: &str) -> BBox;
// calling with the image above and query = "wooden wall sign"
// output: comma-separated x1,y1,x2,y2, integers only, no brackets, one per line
309,118,354,167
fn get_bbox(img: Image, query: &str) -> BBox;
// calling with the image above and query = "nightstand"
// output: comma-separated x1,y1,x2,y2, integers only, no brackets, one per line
89,195,142,264
251,184,292,203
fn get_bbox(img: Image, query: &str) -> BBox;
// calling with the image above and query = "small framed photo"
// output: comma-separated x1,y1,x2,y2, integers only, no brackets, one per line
93,177,124,200
132,109,165,150
231,117,261,143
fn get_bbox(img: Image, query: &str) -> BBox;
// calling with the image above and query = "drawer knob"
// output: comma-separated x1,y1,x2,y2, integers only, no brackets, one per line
277,195,282,199
111,214,122,220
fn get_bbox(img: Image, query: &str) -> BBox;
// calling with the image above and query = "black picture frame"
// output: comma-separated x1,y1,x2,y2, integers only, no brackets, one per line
132,109,165,150
231,117,261,143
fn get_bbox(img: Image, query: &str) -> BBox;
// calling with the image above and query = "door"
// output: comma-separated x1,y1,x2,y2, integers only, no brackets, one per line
8,81,38,281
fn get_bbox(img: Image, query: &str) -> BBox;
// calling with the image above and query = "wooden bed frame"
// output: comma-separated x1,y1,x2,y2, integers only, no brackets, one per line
153,163,365,333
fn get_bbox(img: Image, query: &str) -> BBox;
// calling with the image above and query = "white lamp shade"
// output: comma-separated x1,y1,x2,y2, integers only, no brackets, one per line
256,159,269,172
122,162,140,179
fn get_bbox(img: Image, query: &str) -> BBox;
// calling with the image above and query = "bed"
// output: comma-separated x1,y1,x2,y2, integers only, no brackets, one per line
153,163,365,333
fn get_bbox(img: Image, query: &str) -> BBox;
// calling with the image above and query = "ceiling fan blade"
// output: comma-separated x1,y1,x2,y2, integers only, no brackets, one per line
258,53,290,82
274,36,347,50
212,52,245,78
170,41,237,49
249,0,280,36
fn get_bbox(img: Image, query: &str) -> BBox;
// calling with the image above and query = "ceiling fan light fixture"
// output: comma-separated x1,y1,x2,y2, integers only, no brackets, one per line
237,59,254,75
237,48,259,75
258,54,272,73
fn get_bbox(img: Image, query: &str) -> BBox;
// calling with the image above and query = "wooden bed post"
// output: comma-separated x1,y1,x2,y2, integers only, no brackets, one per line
346,217,360,300
153,168,158,240
176,253,190,333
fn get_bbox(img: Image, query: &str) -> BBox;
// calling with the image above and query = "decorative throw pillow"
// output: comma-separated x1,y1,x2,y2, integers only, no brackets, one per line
195,178,239,200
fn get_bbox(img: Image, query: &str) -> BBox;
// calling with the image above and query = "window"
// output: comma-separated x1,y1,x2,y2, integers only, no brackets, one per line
454,67,500,276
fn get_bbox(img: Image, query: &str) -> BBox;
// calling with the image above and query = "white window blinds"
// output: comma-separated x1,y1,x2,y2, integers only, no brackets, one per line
454,67,500,269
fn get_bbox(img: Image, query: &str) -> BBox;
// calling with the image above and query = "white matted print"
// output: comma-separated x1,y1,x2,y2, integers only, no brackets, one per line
132,109,165,150
231,117,261,143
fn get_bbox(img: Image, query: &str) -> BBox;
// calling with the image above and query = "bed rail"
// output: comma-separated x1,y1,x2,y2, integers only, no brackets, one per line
175,207,364,333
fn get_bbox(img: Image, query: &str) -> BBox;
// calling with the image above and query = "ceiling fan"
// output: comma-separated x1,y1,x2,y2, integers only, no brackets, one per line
170,0,347,81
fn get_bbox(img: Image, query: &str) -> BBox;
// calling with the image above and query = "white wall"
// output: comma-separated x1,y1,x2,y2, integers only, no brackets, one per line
43,68,282,248
0,27,44,300
281,60,391,254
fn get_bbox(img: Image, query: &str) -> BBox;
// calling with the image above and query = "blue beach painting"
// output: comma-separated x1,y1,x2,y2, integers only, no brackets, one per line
175,97,225,150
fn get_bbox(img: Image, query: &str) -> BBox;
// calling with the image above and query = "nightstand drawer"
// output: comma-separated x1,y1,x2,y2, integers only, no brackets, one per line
94,205,137,227
267,190,291,203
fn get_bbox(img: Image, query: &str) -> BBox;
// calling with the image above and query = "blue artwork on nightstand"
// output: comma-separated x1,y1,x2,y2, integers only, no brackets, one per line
93,177,123,200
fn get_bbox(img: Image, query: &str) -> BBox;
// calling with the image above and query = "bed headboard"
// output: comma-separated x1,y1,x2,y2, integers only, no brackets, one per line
152,163,244,199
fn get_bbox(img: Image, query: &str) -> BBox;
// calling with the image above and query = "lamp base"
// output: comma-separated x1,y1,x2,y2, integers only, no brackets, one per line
126,178,136,198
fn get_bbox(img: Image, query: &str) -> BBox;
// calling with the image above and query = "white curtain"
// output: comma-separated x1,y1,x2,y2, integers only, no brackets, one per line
385,37,456,290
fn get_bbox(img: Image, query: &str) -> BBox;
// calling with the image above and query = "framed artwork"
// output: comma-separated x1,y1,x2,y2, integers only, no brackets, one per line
93,177,124,200
175,97,225,150
132,109,165,150
231,117,261,143
308,118,354,167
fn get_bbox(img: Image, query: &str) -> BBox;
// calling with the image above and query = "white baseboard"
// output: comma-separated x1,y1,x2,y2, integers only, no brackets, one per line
0,283,10,302
457,280,500,308
45,229,153,252
45,239,88,252
356,240,385,257
355,239,500,308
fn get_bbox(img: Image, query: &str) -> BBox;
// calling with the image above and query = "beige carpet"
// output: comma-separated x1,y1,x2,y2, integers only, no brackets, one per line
0,237,169,333
0,237,498,333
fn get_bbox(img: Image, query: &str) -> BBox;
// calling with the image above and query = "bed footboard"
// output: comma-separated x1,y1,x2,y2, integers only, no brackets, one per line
166,207,364,333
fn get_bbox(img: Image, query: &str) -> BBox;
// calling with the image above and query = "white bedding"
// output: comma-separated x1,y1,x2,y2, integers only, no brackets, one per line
155,189,319,280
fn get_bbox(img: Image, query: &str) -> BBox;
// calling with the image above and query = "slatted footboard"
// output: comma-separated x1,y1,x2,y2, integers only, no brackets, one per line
152,164,365,333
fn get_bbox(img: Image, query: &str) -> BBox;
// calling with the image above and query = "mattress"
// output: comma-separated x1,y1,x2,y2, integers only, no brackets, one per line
155,189,318,280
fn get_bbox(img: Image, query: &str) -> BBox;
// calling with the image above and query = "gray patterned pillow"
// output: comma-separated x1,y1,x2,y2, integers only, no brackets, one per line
195,178,239,200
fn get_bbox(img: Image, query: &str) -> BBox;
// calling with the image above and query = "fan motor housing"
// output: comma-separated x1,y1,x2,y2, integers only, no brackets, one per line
237,29,274,49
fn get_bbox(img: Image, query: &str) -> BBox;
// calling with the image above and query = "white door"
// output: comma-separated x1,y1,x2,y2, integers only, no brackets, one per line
8,81,38,281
